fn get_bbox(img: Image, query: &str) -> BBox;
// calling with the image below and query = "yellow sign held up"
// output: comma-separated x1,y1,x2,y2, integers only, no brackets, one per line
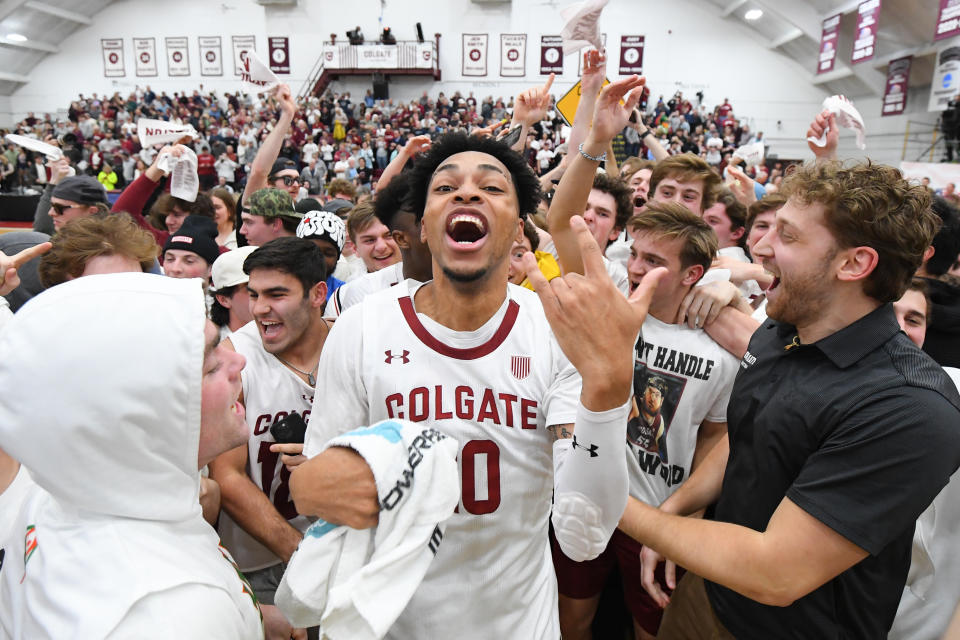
555,77,611,127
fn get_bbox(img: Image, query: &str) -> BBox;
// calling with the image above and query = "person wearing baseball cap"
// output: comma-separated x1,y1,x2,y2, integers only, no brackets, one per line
48,175,109,233
238,188,303,248
162,216,220,284
268,158,302,201
296,210,346,300
209,245,257,340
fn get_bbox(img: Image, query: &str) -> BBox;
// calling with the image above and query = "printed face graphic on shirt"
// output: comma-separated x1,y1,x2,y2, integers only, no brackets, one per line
627,364,686,466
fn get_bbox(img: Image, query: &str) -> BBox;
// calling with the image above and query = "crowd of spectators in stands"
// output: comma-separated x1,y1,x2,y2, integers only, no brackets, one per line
0,79,781,198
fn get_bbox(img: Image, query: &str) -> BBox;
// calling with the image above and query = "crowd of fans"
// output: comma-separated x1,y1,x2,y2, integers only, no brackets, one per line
2,47,960,640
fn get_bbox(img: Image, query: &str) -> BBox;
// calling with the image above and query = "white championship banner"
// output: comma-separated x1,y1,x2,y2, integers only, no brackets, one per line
199,36,223,76
462,33,488,77
133,37,158,77
165,37,190,76
101,38,125,78
232,35,256,76
500,34,527,77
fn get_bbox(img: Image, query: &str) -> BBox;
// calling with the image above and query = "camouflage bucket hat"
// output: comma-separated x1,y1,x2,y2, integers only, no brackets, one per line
248,188,302,220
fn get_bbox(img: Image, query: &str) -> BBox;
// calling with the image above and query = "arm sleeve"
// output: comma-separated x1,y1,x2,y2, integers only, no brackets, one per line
31,184,55,235
111,173,168,247
787,387,960,555
304,305,370,457
552,399,632,562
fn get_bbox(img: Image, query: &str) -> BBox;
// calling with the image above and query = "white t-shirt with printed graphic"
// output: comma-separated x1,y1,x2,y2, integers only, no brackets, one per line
626,316,739,507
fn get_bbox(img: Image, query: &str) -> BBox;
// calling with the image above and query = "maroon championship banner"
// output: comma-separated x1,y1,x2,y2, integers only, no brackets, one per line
851,0,880,64
936,0,960,41
818,14,841,74
618,35,644,74
882,56,911,117
540,35,563,75
269,36,290,74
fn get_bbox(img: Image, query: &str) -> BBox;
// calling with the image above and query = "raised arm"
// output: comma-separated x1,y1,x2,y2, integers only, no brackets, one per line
507,74,554,153
806,109,839,161
525,216,666,562
242,84,297,205
548,75,645,275
563,50,605,169
632,110,669,161
377,134,431,190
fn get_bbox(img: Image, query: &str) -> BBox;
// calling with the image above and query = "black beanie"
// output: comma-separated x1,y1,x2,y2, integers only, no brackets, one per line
163,216,220,265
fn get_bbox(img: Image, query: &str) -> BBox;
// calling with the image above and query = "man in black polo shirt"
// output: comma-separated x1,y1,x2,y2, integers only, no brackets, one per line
617,160,960,639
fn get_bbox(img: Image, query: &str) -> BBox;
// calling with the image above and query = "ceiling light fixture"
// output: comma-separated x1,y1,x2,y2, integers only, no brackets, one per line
745,9,763,20
6,33,27,42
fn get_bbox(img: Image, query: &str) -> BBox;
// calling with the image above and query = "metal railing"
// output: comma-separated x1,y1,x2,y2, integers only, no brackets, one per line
298,40,439,100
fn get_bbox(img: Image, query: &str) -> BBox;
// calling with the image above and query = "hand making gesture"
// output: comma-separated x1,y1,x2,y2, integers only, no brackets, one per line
0,242,52,296
513,73,555,127
523,215,666,409
586,75,645,147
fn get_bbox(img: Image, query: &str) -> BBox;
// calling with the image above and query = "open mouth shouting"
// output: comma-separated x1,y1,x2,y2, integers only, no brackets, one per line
445,209,489,250
258,319,284,342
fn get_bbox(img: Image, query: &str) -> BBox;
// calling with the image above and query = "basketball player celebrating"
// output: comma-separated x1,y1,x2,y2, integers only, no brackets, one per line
289,76,663,639
209,237,330,617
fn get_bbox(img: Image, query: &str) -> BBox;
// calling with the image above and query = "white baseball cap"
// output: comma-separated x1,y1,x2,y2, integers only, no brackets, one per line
210,245,258,292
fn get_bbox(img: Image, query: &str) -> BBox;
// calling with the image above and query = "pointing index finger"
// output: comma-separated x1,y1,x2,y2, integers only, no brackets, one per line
570,215,606,280
10,242,51,269
542,73,555,94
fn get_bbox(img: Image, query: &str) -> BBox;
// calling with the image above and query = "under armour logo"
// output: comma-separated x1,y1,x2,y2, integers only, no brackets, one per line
385,349,410,364
572,435,599,457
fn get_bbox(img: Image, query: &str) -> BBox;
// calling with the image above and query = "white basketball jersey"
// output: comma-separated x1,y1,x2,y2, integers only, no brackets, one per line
627,316,738,507
326,261,404,318
305,281,580,640
217,321,315,573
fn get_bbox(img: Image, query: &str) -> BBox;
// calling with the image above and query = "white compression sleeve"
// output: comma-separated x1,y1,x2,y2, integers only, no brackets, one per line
551,398,631,562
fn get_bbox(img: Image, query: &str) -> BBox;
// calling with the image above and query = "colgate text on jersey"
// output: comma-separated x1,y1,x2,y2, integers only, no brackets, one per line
385,384,539,429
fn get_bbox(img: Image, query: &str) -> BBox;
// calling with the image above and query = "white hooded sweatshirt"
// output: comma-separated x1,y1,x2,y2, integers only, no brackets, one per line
0,273,262,640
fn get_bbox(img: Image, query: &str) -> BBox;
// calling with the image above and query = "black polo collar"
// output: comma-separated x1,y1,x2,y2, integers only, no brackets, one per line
773,304,900,369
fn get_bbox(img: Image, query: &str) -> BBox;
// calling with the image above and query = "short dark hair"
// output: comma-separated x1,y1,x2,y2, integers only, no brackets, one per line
905,277,932,324
209,284,236,327
927,197,960,277
592,172,633,236
403,133,541,221
243,237,327,296
745,193,787,234
712,187,748,248
522,218,540,251
373,173,412,230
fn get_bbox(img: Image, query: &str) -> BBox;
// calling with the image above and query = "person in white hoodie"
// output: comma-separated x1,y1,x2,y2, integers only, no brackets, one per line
0,273,264,639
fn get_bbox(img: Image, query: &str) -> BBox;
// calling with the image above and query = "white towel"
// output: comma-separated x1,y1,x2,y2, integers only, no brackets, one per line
277,420,459,639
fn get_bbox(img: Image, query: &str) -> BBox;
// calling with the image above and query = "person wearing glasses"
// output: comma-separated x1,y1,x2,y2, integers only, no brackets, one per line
47,175,110,233
241,84,300,209
267,158,304,202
